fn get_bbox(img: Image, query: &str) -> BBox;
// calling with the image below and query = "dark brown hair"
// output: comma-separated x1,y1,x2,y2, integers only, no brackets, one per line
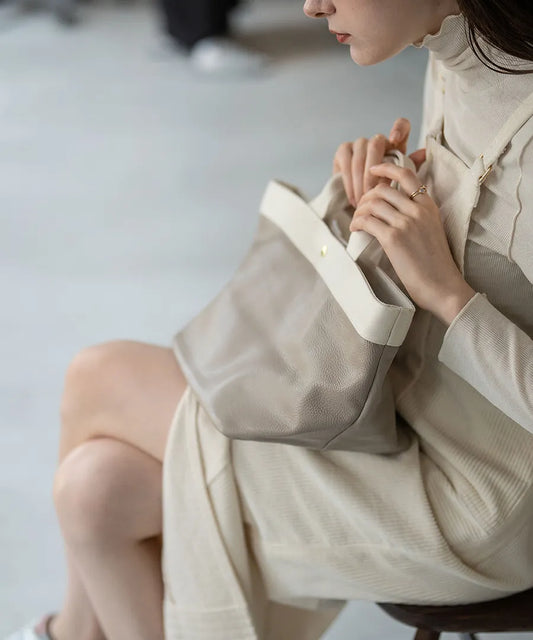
457,0,533,74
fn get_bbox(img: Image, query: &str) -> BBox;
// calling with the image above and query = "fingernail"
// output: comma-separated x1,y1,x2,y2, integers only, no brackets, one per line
391,131,401,143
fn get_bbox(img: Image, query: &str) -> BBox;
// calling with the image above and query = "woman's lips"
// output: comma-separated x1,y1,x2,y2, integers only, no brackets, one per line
330,31,351,43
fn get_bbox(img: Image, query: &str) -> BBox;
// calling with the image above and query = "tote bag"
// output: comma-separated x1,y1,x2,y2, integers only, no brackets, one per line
173,150,417,453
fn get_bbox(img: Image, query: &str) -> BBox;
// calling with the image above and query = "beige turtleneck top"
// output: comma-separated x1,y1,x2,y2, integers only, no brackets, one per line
412,13,533,431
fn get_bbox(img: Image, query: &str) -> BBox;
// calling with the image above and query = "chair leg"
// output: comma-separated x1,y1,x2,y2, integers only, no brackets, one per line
414,630,440,640
458,635,479,640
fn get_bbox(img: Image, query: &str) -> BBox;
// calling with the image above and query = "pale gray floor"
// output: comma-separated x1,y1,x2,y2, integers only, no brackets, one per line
0,1,528,638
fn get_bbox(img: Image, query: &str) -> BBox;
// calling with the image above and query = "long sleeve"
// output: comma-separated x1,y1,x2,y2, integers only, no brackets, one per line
437,138,533,432
438,292,533,431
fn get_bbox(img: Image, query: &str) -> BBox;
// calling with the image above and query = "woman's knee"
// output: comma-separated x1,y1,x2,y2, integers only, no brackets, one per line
53,437,163,544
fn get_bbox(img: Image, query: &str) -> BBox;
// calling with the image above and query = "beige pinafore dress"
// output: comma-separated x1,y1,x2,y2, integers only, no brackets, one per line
161,94,533,640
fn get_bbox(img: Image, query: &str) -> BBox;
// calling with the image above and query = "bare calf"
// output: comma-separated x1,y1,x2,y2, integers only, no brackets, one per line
50,340,187,640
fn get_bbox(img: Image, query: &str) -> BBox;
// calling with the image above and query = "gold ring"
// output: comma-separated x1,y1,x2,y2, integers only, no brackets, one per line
409,184,428,200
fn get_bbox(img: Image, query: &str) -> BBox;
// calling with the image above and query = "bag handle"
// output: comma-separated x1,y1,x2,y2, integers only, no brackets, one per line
309,150,417,261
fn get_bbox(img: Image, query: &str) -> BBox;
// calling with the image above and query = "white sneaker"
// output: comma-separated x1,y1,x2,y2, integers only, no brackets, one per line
4,614,56,640
189,36,268,76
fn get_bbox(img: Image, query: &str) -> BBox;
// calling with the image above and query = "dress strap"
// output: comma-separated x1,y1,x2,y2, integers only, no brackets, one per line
472,90,533,185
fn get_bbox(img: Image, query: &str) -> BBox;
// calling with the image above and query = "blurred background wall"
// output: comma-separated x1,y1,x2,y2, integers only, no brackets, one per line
0,0,430,637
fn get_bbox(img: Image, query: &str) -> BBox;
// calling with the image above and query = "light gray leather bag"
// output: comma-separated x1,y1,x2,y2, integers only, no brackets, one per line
173,150,416,453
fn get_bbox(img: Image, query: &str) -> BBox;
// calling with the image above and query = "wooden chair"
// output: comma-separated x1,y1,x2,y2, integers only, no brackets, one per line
377,587,533,640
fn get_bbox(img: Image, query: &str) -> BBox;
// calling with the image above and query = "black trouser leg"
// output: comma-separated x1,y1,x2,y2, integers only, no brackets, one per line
159,0,240,49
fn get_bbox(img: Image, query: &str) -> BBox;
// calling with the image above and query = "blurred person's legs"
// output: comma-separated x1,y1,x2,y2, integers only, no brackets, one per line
16,0,79,26
160,0,239,48
159,0,267,74
6,341,188,640
50,0,78,26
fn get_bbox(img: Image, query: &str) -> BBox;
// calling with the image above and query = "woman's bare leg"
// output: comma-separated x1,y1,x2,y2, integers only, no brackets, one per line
57,340,187,465
47,340,187,640
49,548,107,640
53,438,166,640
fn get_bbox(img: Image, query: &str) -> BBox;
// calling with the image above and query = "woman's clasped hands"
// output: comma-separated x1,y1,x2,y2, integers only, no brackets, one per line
333,117,475,326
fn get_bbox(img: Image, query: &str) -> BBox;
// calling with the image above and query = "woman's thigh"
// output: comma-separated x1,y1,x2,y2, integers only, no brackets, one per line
59,340,188,463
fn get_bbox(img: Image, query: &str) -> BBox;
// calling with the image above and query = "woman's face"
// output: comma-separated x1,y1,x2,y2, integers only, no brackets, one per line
303,0,460,65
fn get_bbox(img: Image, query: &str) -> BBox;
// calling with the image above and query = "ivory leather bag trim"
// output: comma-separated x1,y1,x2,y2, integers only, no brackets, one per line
260,180,414,347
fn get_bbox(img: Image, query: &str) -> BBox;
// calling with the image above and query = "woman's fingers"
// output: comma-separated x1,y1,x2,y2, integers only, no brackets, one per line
351,138,368,205
389,117,411,154
409,148,427,171
333,141,360,207
333,135,394,207
351,184,417,232
332,117,413,208
351,196,404,229
349,166,430,232
363,134,388,194
368,163,428,202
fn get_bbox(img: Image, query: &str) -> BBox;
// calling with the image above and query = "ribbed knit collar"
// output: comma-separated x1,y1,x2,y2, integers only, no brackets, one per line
412,12,474,71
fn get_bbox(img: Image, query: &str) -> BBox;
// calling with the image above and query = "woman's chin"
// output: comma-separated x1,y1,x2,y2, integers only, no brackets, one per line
349,44,406,66
348,46,381,66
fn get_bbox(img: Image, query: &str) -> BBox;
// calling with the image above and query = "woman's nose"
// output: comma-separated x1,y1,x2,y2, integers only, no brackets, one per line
303,0,334,19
